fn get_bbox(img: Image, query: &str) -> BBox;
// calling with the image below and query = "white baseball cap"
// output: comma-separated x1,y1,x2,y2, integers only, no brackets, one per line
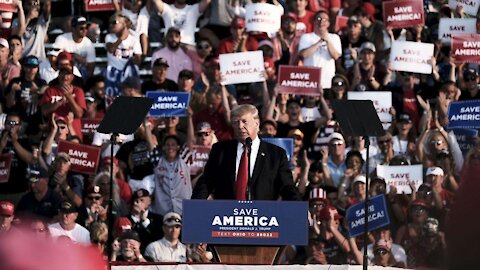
426,167,444,176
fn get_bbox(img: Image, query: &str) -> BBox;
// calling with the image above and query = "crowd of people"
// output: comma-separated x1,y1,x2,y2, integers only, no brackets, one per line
0,0,479,268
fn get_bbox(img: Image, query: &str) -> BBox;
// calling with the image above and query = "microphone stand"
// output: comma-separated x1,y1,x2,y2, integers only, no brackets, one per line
246,137,252,201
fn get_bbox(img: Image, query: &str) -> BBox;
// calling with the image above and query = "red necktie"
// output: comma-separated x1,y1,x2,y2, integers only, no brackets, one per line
235,145,249,200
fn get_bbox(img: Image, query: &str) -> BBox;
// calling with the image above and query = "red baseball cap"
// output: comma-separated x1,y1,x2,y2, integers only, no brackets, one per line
0,201,14,216
231,17,246,29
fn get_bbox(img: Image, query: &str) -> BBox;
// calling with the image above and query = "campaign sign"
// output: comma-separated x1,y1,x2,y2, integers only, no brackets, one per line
146,91,190,117
85,0,116,11
390,41,434,74
383,0,424,29
347,91,392,123
219,51,265,85
57,141,101,175
376,164,423,194
277,65,321,96
346,194,390,237
0,0,16,12
81,119,102,136
449,0,480,16
103,61,138,107
451,34,480,63
182,200,308,245
447,100,480,129
335,16,349,32
186,145,211,176
451,128,478,156
438,18,476,45
262,138,294,161
0,154,12,183
245,3,281,33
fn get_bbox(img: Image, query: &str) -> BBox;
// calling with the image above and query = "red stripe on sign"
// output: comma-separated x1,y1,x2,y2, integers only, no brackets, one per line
211,231,279,238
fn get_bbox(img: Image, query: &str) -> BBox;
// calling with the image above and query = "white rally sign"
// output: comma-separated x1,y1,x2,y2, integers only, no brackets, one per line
377,164,423,194
449,0,480,16
347,91,392,123
438,18,476,44
219,51,265,85
390,41,434,74
245,3,281,33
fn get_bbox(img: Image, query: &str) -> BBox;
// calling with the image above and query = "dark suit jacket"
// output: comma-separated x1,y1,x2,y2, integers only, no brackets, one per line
192,139,301,200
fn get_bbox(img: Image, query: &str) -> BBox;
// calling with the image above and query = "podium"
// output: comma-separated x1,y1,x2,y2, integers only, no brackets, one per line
212,245,283,264
182,200,308,265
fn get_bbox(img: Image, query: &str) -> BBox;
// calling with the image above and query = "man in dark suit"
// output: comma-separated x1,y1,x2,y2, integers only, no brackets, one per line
192,104,301,201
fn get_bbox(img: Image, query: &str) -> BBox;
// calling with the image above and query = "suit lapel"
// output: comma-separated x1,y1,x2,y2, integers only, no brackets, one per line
227,141,238,189
251,141,266,185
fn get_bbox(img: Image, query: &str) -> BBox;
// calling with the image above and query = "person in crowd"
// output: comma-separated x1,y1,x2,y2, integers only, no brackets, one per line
112,230,148,262
185,38,214,80
99,156,132,204
308,205,349,264
93,171,129,217
150,27,192,82
13,0,51,59
16,167,62,221
272,13,301,65
77,185,107,229
328,74,349,102
126,188,164,251
84,74,106,115
48,152,83,207
391,113,417,162
48,200,91,244
458,68,480,100
349,41,387,91
193,104,301,200
29,218,50,238
395,199,431,267
53,16,96,76
217,17,258,55
0,201,15,233
48,51,84,88
151,135,191,216
353,2,389,61
90,222,108,259
40,67,86,140
336,16,366,75
121,76,143,97
193,85,232,141
113,0,150,56
0,112,33,202
144,212,187,262
324,132,346,187
288,0,315,33
105,12,142,70
153,0,211,47
178,69,206,113
5,55,46,123
8,35,23,68
116,119,157,193
141,58,178,94
298,11,341,89
0,38,20,91
370,132,394,171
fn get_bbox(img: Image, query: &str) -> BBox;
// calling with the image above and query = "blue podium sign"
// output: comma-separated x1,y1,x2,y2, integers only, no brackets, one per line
146,91,190,117
262,138,294,161
448,100,480,129
182,200,308,245
346,194,390,237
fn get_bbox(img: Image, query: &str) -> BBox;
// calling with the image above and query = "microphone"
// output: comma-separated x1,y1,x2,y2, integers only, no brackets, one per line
245,137,252,152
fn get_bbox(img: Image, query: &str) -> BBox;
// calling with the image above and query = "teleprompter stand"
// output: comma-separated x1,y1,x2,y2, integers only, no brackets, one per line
97,96,154,261
331,100,385,270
